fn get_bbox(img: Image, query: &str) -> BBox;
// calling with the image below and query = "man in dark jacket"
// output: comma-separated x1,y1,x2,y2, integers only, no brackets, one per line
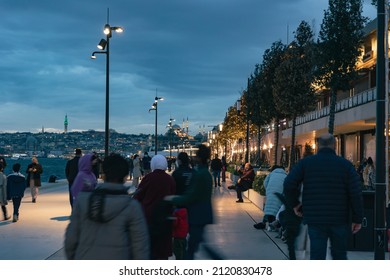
283,133,363,260
210,154,222,187
65,148,82,208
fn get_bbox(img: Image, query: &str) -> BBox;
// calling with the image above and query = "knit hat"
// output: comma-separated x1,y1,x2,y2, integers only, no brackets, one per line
150,154,168,171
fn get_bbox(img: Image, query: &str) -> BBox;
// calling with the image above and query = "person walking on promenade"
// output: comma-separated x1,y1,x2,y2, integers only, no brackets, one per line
127,154,134,181
71,154,97,203
65,148,82,208
221,155,227,183
165,144,215,260
141,151,152,176
283,133,363,260
26,156,43,203
210,154,222,187
254,165,286,229
0,156,7,172
171,152,193,259
65,153,150,260
6,163,26,222
235,162,255,203
0,163,10,221
172,152,194,196
91,152,102,180
132,154,142,189
133,154,176,260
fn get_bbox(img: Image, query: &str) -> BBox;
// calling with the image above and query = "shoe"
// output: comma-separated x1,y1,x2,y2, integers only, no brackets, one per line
32,198,36,203
4,216,10,221
236,199,244,203
253,222,266,230
12,215,18,222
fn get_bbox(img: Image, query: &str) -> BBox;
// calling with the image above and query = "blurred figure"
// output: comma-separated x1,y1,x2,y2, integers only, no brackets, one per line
0,156,7,172
6,163,26,222
26,157,43,203
141,152,152,176
127,154,134,180
133,154,176,260
210,154,222,187
132,154,142,188
65,148,82,208
221,155,227,183
172,152,194,195
71,154,97,203
65,153,150,260
171,152,193,259
91,152,102,180
166,144,215,260
172,207,189,260
0,163,10,221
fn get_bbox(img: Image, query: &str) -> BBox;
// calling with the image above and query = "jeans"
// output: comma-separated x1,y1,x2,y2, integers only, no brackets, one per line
212,171,221,186
307,224,349,260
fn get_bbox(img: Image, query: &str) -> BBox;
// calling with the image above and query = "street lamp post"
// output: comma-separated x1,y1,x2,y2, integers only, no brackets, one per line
149,95,163,155
91,23,123,158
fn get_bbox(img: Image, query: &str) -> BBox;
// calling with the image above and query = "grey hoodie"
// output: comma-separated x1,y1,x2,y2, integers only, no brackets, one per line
64,183,150,260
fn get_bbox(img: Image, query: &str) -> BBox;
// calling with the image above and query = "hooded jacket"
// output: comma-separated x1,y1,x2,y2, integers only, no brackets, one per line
71,154,97,201
7,172,26,199
263,168,287,216
65,182,150,260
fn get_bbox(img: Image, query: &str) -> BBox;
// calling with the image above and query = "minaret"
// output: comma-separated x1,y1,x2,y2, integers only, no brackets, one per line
186,117,189,135
64,114,68,133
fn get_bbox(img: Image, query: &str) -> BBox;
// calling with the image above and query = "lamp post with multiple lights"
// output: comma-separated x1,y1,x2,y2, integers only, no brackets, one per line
149,95,164,155
91,23,123,158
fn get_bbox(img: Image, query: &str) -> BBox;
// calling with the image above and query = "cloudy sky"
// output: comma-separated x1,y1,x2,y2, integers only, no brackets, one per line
0,0,377,136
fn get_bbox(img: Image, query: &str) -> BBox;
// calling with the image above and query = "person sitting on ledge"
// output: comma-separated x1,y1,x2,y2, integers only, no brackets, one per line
234,163,255,203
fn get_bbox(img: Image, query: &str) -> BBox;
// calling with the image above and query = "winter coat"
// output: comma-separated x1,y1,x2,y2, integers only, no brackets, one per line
132,157,142,178
0,172,7,205
133,169,176,259
71,154,97,201
263,168,287,216
172,165,194,195
284,147,363,225
64,183,150,260
7,172,26,199
171,164,214,226
26,163,43,187
65,155,81,186
210,158,222,171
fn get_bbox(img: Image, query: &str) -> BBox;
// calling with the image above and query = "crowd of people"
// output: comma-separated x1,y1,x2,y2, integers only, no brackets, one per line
0,156,42,223
0,131,368,261
64,144,218,260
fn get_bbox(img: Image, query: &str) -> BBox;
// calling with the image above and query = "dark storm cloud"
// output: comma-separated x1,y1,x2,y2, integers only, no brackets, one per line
0,0,376,134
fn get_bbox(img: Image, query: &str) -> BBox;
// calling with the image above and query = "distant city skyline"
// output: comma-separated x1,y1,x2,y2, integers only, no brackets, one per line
0,1,377,135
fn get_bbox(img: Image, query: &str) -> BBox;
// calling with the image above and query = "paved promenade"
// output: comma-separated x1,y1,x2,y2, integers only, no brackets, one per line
0,176,387,260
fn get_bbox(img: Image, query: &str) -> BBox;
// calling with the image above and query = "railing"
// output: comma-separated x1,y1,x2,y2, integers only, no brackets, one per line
293,87,377,126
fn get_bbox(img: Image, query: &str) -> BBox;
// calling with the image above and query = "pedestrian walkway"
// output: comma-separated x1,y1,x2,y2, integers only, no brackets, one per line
0,175,387,260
